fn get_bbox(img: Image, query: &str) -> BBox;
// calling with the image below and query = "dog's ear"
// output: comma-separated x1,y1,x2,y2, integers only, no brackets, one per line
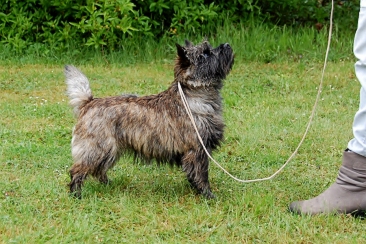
202,41,211,52
176,43,191,67
175,43,188,60
176,43,186,59
184,40,193,47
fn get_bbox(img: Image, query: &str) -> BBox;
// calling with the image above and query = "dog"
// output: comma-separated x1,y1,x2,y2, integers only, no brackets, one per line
65,40,234,199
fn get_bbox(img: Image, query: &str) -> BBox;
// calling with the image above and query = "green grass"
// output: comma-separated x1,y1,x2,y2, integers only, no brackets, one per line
1,21,365,243
0,21,355,66
1,59,366,243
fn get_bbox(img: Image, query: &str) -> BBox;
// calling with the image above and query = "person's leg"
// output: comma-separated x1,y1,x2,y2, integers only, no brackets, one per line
289,1,366,215
348,0,366,157
289,150,366,215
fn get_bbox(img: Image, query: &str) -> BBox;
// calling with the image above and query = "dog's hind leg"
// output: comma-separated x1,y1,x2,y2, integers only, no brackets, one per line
97,172,109,185
92,152,119,185
69,163,89,199
69,135,119,198
182,150,215,199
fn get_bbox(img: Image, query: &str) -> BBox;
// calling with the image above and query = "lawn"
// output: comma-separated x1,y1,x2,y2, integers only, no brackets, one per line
1,60,366,243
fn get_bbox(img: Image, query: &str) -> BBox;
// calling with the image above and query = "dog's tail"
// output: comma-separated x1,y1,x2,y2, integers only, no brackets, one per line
64,65,93,117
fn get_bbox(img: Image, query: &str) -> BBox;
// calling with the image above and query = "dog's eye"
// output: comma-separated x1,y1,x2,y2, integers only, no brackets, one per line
202,49,211,58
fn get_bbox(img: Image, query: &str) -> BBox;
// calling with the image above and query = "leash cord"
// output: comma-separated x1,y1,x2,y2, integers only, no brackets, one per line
177,0,334,183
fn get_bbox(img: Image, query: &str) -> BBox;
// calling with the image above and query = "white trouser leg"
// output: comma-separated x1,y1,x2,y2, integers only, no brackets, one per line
347,1,366,157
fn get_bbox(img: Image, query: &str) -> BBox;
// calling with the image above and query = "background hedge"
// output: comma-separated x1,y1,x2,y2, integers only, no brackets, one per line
0,0,359,53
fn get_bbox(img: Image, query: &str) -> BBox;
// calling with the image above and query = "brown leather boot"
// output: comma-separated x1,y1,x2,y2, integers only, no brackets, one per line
289,150,366,215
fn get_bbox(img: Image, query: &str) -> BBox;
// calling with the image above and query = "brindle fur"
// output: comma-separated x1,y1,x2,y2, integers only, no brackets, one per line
65,40,234,199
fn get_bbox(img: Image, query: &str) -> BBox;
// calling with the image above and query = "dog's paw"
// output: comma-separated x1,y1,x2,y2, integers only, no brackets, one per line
69,190,82,200
203,190,216,199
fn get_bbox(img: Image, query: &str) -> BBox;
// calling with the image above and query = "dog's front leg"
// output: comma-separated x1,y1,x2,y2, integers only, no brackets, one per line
182,150,215,199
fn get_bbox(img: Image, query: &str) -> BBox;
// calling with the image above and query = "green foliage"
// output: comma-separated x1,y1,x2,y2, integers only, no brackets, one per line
258,0,359,29
0,19,355,66
135,0,225,36
0,0,360,55
0,0,151,53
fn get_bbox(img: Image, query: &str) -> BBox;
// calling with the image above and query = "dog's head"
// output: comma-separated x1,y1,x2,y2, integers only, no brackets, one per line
174,40,234,88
